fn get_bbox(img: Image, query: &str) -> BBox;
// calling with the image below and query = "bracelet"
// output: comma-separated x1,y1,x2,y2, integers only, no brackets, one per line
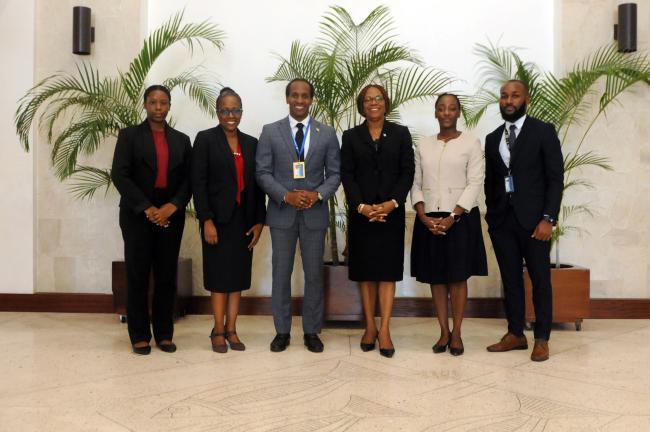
357,204,365,214
391,199,399,208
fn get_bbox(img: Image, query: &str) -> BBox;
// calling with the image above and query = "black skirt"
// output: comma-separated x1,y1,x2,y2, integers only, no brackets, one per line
410,207,487,284
201,205,253,293
347,206,406,282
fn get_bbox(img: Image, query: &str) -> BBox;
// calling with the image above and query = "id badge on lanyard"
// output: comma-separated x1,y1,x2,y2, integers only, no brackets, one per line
504,174,514,193
292,121,311,179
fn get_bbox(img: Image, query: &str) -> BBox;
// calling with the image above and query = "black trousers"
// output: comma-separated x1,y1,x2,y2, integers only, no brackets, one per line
488,208,552,340
119,189,185,345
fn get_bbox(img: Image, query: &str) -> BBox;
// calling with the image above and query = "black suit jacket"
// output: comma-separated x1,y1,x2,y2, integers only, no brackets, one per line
191,126,266,227
484,115,564,231
341,121,415,208
111,121,192,214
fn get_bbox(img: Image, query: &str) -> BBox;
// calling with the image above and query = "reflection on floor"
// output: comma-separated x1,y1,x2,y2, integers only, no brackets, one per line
1,313,649,431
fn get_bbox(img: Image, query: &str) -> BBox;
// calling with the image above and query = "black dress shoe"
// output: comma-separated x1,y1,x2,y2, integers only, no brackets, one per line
360,340,376,352
449,339,464,356
132,344,151,355
270,333,290,352
303,334,324,353
432,332,451,354
157,342,177,353
379,347,395,358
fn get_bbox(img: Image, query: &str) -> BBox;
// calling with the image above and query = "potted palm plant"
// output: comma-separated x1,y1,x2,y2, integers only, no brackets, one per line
267,5,453,320
465,42,650,329
14,10,225,319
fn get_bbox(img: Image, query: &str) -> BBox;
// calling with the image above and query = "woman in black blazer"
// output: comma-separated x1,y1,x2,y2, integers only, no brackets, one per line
112,85,192,355
191,87,266,353
341,84,415,358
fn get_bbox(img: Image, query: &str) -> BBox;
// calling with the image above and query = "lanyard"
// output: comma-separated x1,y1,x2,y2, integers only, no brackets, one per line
291,120,311,161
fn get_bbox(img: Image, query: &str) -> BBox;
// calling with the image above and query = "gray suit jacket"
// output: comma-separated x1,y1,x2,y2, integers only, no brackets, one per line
256,116,341,230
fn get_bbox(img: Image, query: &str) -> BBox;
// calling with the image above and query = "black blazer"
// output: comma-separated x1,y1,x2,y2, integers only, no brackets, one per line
191,126,266,227
484,115,564,231
341,121,415,209
111,121,192,214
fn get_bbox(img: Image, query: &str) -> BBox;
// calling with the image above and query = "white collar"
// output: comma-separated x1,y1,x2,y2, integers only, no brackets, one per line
289,115,311,128
505,114,527,131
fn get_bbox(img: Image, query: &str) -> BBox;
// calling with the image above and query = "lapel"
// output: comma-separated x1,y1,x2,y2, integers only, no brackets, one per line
166,125,184,171
357,120,388,153
305,118,321,166
278,117,298,162
490,124,509,173
213,125,237,181
140,121,157,171
508,117,533,168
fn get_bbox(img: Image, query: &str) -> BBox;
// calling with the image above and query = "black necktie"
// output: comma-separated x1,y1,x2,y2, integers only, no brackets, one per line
506,124,517,154
295,123,304,160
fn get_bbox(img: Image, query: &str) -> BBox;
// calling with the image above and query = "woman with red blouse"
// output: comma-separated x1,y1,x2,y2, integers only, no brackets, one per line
112,85,192,355
191,87,266,353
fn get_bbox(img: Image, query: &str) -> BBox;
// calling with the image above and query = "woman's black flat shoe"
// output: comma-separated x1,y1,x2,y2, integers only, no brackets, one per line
132,344,151,355
157,342,177,353
432,332,451,354
449,337,464,356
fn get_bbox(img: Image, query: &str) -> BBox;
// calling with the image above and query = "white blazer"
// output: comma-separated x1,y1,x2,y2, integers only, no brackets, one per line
410,132,484,213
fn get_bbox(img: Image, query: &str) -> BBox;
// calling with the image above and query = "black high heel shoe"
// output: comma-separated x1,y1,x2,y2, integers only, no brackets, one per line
360,332,377,352
449,335,464,356
432,332,451,354
378,333,395,358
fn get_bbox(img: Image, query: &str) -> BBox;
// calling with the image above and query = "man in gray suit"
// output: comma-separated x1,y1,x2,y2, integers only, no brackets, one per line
256,78,341,353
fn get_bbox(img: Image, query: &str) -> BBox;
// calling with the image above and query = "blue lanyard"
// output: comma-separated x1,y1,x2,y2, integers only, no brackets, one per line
291,120,311,160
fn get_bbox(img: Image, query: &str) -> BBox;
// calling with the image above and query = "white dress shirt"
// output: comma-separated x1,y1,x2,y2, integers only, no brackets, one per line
289,114,312,159
499,114,527,167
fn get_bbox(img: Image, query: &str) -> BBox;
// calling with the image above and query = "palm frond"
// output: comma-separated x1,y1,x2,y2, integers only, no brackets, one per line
120,9,225,102
163,66,220,118
67,166,113,200
564,151,613,173
386,66,452,111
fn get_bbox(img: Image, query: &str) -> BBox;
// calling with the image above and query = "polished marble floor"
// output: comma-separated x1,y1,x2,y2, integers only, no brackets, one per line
1,313,650,431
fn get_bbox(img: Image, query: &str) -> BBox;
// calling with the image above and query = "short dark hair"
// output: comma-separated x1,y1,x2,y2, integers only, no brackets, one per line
285,78,315,98
216,87,242,110
144,84,171,103
434,93,461,110
504,79,530,95
356,84,391,117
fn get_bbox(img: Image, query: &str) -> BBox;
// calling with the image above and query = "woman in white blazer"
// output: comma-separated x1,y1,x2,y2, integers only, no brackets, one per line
410,93,487,356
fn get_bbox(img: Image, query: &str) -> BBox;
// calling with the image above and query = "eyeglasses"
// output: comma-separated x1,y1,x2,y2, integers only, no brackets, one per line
363,95,384,103
218,108,243,116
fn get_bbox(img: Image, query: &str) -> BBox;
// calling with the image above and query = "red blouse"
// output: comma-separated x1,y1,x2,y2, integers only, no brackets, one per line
233,143,245,205
152,130,168,188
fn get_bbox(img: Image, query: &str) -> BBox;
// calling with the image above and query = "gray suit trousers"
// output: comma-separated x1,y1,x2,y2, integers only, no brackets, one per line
270,211,326,334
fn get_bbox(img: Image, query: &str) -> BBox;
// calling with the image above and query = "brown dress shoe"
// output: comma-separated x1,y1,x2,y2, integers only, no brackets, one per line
486,333,528,352
531,339,549,362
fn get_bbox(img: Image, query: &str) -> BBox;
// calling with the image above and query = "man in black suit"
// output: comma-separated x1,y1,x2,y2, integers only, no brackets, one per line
484,80,564,362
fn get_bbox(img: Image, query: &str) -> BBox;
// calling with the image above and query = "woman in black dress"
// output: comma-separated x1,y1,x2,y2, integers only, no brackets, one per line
112,85,192,355
341,84,415,358
410,93,487,356
191,87,266,353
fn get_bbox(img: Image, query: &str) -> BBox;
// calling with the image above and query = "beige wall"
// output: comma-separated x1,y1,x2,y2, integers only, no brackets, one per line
558,0,650,298
34,0,141,292
27,0,650,299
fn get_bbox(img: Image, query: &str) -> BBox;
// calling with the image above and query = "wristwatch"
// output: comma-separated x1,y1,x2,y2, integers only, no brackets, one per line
391,199,399,208
542,214,556,225
318,192,323,201
449,212,461,222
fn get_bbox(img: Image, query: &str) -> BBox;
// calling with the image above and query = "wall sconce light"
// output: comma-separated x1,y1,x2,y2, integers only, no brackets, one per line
614,3,637,53
73,6,95,55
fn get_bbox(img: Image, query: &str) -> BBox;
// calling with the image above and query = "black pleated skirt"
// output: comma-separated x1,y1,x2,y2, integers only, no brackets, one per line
410,207,487,284
201,205,253,293
347,206,405,282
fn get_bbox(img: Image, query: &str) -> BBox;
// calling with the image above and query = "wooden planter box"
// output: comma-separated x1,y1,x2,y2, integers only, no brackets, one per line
111,258,193,323
524,264,590,330
323,263,363,322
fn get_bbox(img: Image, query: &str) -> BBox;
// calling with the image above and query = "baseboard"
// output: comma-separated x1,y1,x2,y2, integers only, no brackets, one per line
2,293,649,319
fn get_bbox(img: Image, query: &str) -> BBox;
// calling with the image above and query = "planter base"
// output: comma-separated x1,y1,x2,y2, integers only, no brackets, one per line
111,258,193,323
524,264,590,331
323,263,363,322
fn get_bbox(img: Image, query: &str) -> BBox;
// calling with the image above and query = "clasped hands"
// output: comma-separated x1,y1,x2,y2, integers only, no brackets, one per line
419,214,454,235
359,200,396,222
284,190,319,210
144,203,177,228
